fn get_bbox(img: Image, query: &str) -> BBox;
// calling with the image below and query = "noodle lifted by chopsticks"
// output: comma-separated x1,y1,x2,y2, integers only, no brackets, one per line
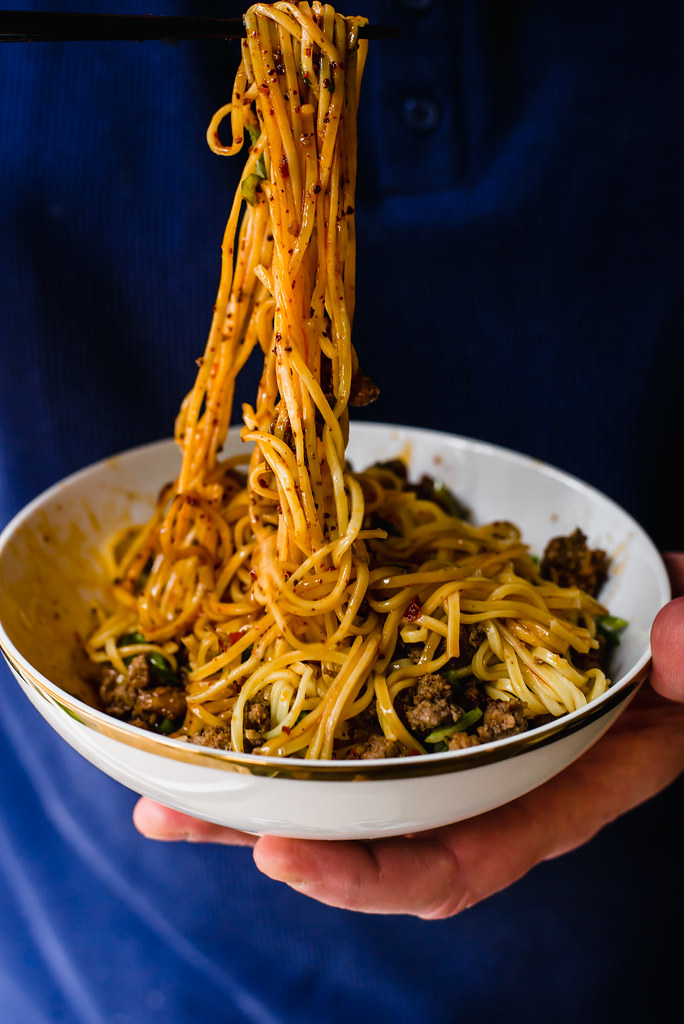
86,2,613,759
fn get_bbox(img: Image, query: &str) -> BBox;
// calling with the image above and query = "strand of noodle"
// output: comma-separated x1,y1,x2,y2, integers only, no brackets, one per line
306,634,379,758
265,665,314,735
374,674,425,753
496,628,574,715
386,651,451,695
231,647,347,752
314,645,380,758
188,705,228,729
189,613,277,683
325,558,369,645
86,612,136,651
585,668,608,702
447,590,460,658
341,672,375,719
103,635,128,676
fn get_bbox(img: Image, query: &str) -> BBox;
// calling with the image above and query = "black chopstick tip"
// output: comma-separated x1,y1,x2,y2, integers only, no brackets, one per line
360,24,402,40
0,11,401,44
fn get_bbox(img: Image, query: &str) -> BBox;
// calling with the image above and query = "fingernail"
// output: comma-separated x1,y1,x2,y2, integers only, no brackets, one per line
262,866,307,885
254,857,309,887
141,829,193,842
285,880,311,892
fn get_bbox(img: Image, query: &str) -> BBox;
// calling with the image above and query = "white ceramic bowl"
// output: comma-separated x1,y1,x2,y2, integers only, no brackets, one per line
0,424,670,839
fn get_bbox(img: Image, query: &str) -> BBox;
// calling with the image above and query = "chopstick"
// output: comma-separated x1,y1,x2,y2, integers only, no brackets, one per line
0,10,400,43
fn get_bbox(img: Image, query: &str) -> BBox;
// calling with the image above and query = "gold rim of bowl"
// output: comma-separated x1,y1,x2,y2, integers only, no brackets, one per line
1,642,648,781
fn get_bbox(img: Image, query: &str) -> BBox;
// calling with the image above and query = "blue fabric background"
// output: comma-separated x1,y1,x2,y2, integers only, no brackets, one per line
1,2,682,1021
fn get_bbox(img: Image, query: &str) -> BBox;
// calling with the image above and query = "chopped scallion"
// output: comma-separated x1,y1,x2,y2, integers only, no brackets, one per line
147,652,177,684
425,708,482,744
118,631,146,647
596,615,628,647
241,172,263,205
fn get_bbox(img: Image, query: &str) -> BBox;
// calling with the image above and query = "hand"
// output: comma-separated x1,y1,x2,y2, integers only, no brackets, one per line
133,553,684,918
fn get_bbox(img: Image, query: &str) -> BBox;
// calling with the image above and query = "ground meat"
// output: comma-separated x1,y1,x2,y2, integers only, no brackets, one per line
409,475,470,520
460,677,489,711
349,367,380,406
369,459,408,482
190,726,233,750
573,631,608,673
127,654,151,688
131,687,187,727
540,528,608,597
400,673,461,734
243,693,272,750
452,623,487,669
99,653,154,717
476,698,528,742
342,700,381,748
244,697,270,731
99,669,139,718
445,731,481,751
348,735,405,759
99,655,186,731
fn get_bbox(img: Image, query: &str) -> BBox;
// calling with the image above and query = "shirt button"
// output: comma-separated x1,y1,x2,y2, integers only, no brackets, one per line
401,96,442,132
400,0,434,10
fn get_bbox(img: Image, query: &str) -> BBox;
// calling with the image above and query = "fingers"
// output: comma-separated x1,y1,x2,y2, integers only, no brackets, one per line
132,797,259,847
647,552,684,701
253,688,684,917
650,551,684,702
252,798,545,918
252,833,467,917
650,596,684,701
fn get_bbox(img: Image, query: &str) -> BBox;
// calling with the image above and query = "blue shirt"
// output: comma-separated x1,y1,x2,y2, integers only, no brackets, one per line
1,2,682,1021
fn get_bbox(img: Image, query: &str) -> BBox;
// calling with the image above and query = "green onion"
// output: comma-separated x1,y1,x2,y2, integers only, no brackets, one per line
425,708,483,744
596,615,628,647
444,665,469,685
117,633,178,683
246,122,267,177
241,172,263,205
597,615,628,632
147,652,178,684
157,717,176,735
147,652,169,670
241,123,267,204
118,631,146,647
432,481,464,518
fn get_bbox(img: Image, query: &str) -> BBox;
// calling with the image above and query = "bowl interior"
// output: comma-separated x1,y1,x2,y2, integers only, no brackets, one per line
0,423,670,761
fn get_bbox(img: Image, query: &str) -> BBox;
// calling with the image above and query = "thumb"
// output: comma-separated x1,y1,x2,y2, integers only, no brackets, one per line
650,597,684,702
650,553,684,702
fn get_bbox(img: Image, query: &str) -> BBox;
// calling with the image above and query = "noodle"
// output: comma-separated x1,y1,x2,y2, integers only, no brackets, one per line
86,2,616,759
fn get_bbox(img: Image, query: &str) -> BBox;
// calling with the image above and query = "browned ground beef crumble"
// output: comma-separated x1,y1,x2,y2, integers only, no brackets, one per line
540,527,608,597
99,655,187,732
